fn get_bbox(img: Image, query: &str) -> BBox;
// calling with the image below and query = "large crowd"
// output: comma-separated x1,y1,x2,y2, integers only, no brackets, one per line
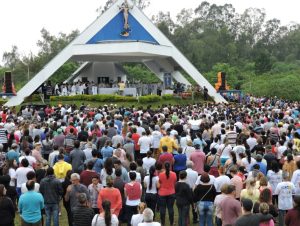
1,97,300,226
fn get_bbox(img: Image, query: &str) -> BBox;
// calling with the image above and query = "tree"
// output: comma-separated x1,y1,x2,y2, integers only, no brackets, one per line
2,45,20,70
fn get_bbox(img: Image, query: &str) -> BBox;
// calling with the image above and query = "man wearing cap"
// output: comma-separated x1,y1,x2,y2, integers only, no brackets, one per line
6,143,19,164
53,128,65,147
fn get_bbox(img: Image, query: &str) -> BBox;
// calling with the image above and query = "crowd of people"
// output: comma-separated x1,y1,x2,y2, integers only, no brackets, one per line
1,97,300,226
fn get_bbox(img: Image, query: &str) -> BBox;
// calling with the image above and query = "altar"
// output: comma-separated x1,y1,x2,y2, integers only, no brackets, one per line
98,88,137,96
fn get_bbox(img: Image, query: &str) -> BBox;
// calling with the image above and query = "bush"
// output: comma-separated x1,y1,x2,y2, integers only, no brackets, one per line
138,95,162,103
50,94,136,102
162,94,174,100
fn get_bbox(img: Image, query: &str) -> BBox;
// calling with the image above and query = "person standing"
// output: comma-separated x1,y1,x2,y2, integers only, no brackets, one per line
285,195,300,226
275,172,295,226
235,199,261,226
175,171,193,226
18,180,45,226
53,154,72,182
144,166,159,216
72,193,94,226
92,200,119,226
70,140,86,174
190,144,206,175
158,162,177,226
40,167,63,226
124,172,142,226
138,132,152,159
0,184,15,226
219,185,242,226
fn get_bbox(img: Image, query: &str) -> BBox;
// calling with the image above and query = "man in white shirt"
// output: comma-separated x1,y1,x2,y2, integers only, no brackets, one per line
21,171,40,193
211,120,221,138
112,134,124,148
246,132,258,151
138,132,151,158
138,208,161,226
48,145,60,167
275,172,295,226
186,161,198,188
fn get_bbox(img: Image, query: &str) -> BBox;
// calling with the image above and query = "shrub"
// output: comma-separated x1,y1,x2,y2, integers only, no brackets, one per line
50,94,136,102
138,95,162,103
162,94,174,100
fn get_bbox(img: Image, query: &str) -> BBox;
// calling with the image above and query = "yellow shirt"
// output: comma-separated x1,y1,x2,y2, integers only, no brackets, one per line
293,138,300,152
159,136,178,153
118,83,125,91
53,161,72,180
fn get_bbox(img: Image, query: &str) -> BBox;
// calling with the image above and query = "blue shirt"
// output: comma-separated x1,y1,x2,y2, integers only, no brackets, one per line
101,146,114,162
174,154,187,172
19,191,44,223
6,150,19,164
93,158,104,174
252,162,267,176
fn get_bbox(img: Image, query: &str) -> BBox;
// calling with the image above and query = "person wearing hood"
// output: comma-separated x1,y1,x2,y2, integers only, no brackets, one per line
39,167,63,226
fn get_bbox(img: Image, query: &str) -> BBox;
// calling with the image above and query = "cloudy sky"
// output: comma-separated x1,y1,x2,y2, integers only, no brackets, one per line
0,0,299,63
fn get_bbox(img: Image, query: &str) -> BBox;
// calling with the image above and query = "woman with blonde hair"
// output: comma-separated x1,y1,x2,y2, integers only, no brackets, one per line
259,202,275,226
240,179,260,203
282,154,297,181
130,202,147,226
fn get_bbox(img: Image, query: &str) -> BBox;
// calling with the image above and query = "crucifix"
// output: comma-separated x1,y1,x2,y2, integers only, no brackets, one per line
119,0,133,36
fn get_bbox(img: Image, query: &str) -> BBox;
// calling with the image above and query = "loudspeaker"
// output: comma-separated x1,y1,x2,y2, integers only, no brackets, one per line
4,71,13,94
220,72,226,90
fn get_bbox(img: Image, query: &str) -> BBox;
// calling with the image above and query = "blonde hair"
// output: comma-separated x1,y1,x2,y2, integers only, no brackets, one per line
138,202,147,213
259,202,270,215
246,179,256,196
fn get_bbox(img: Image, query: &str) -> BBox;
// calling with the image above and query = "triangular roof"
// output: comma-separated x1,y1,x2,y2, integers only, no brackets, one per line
5,0,226,107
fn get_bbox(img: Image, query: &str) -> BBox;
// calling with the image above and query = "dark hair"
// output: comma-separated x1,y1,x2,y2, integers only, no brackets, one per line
74,140,80,148
230,151,237,165
26,171,36,180
115,168,122,177
271,161,279,173
148,166,156,190
21,158,29,167
46,167,54,176
0,184,5,197
210,148,217,155
129,162,137,171
259,188,272,204
179,170,187,180
203,164,211,173
102,200,112,226
297,160,300,170
165,162,170,179
104,158,114,175
246,149,252,164
87,161,94,170
162,145,168,152
26,180,35,191
129,172,137,181
58,154,64,160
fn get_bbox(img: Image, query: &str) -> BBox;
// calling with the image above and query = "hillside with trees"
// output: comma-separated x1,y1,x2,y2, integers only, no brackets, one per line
1,1,300,99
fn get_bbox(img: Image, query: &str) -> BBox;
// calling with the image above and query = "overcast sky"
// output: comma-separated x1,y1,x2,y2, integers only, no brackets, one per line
1,0,300,63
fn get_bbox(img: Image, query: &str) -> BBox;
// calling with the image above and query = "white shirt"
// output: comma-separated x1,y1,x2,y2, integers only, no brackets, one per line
267,170,283,192
212,123,221,138
21,182,40,193
131,214,144,226
48,151,59,167
138,136,152,154
15,167,34,187
138,223,161,226
241,157,257,172
183,146,195,160
19,156,37,169
142,157,156,174
218,144,232,158
144,175,159,194
214,175,231,192
246,137,258,151
291,169,300,195
128,171,141,183
186,168,198,189
180,136,191,149
9,168,16,187
92,214,119,226
275,181,295,210
151,131,162,149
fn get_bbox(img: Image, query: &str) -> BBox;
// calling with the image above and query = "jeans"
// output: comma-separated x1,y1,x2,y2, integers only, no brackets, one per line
278,210,286,226
125,205,138,226
145,193,158,217
159,194,175,226
21,219,41,226
215,217,222,226
197,201,214,226
177,204,190,226
45,203,59,226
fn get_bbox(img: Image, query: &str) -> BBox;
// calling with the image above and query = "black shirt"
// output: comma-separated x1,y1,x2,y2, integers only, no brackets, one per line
72,205,94,226
175,181,193,206
193,184,217,203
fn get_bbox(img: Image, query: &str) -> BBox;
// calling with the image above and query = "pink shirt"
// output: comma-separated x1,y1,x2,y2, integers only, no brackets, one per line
231,175,243,199
190,151,206,174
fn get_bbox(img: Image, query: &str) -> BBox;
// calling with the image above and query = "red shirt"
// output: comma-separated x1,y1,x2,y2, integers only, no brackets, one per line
158,171,177,196
80,170,98,187
190,151,206,174
125,182,142,200
158,153,174,167
132,133,140,151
